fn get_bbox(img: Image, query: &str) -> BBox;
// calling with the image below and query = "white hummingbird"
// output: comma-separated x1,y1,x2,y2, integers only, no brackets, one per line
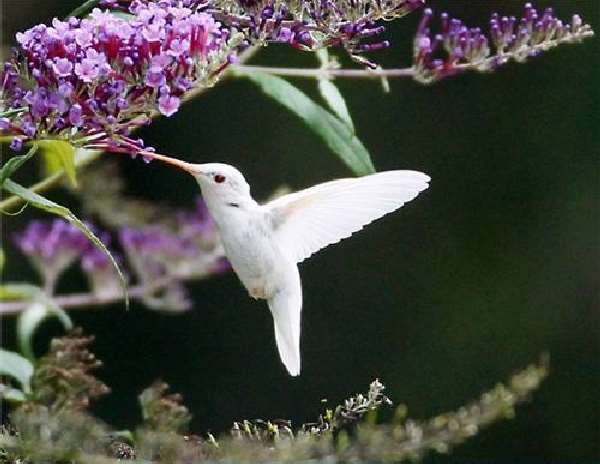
145,154,430,376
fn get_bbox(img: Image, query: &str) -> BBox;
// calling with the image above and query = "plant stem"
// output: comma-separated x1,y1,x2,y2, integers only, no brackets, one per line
0,276,184,315
233,65,417,79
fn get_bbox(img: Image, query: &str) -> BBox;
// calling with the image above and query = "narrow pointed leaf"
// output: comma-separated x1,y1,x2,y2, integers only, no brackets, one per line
316,49,355,131
242,72,375,175
0,144,38,187
66,0,101,19
18,301,73,360
37,140,78,187
0,349,34,394
317,79,355,132
2,179,129,308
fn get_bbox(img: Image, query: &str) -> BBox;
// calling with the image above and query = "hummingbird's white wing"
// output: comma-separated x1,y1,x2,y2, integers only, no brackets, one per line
267,170,430,263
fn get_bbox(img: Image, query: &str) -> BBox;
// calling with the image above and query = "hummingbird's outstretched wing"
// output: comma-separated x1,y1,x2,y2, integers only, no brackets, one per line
267,170,430,263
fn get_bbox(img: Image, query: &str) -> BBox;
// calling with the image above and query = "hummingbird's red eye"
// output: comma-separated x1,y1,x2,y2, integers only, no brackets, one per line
214,174,226,184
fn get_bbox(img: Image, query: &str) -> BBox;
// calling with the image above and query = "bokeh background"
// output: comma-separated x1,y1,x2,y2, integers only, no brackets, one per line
2,0,598,461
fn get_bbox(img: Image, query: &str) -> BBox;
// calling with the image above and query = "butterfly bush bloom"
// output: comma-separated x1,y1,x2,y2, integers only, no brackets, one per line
13,199,227,310
413,3,594,84
118,200,227,311
13,220,89,291
118,199,226,279
105,0,424,67
0,3,243,154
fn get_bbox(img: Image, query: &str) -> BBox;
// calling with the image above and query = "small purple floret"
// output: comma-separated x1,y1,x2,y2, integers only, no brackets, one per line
69,104,83,126
10,138,23,152
144,70,166,89
52,58,73,77
158,95,180,117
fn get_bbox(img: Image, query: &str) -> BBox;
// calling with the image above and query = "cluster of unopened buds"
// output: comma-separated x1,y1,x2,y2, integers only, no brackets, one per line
413,3,594,83
14,199,228,311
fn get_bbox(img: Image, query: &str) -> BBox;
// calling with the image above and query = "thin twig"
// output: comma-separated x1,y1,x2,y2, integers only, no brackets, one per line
0,275,188,315
234,64,416,79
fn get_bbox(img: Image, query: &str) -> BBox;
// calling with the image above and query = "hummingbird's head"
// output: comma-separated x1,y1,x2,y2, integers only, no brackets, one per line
185,163,251,204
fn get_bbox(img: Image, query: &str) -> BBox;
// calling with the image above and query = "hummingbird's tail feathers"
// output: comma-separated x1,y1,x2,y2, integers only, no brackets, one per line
268,280,302,376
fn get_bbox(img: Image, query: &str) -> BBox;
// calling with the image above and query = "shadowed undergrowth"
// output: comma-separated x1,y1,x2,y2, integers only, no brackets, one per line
0,329,548,463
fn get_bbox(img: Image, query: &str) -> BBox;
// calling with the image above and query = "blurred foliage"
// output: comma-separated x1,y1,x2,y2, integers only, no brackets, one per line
0,330,548,463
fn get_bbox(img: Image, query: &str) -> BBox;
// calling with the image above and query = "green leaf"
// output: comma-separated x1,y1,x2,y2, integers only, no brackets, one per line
65,0,100,19
111,11,135,21
0,144,38,188
37,140,77,187
0,349,34,394
317,79,355,132
18,301,73,360
241,72,375,175
0,107,26,118
0,383,27,402
2,179,129,308
0,283,43,301
316,50,355,131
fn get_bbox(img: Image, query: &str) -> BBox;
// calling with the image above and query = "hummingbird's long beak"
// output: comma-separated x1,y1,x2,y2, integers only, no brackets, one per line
138,151,197,175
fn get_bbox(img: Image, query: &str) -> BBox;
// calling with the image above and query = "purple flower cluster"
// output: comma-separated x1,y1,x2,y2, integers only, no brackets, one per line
14,220,90,292
14,198,228,310
101,0,424,67
1,2,241,153
119,199,227,277
413,3,594,84
117,199,228,310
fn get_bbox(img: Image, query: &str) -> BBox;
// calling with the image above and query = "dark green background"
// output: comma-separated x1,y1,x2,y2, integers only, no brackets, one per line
2,0,599,461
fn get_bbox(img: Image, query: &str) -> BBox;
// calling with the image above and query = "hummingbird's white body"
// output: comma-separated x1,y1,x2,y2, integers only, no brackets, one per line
180,162,430,376
205,193,299,302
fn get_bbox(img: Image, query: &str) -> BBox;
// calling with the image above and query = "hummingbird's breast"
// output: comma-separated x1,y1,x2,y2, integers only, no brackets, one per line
213,206,285,298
